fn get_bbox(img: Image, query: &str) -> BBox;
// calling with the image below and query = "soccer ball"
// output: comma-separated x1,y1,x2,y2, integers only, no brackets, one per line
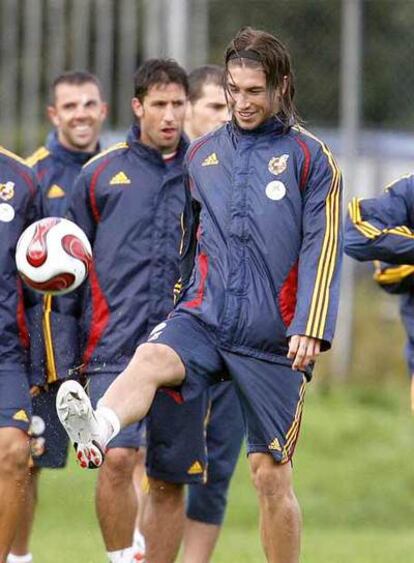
15,217,92,295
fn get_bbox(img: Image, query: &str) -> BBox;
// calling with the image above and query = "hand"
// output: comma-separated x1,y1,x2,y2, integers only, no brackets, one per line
30,385,42,397
287,335,321,372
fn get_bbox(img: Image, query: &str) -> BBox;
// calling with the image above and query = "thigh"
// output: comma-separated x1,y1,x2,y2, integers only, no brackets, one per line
87,372,146,450
146,389,210,484
149,313,226,401
0,370,31,433
223,353,307,464
31,384,69,468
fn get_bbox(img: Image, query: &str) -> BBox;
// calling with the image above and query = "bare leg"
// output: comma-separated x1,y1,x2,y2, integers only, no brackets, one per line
183,519,221,563
0,428,30,563
100,344,185,428
132,448,147,554
96,448,137,551
142,477,185,562
249,453,301,563
9,467,39,557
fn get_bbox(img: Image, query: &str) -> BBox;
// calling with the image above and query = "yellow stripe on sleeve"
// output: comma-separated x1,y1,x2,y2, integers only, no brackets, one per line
305,143,342,339
83,142,128,169
26,146,50,167
373,264,414,285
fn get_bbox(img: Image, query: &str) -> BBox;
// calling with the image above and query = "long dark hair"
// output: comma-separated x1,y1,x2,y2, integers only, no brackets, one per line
224,27,299,125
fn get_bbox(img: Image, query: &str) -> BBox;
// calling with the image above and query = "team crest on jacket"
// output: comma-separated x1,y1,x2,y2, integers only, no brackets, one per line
265,180,286,201
0,203,15,222
0,181,15,201
268,154,289,176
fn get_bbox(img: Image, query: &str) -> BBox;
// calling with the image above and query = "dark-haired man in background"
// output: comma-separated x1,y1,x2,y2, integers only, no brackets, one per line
63,59,189,563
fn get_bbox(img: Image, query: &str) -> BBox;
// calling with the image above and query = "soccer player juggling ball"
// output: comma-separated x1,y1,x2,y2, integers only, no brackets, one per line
57,27,343,563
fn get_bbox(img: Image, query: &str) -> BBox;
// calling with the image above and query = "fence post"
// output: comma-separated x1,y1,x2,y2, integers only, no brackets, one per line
189,0,209,69
70,0,91,70
166,0,190,68
21,0,43,155
118,0,139,128
333,0,362,379
46,0,66,88
0,0,19,150
95,0,114,109
143,0,165,59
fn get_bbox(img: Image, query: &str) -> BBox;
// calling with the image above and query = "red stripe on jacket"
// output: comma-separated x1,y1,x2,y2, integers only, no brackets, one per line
184,252,209,309
16,279,30,349
294,138,311,190
278,262,298,327
89,160,109,223
82,263,110,369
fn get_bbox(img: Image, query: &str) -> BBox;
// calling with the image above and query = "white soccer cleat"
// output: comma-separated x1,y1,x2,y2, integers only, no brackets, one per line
56,380,105,469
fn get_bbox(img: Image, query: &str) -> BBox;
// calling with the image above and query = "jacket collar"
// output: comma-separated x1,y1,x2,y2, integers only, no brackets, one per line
126,123,189,168
228,115,291,142
46,131,100,166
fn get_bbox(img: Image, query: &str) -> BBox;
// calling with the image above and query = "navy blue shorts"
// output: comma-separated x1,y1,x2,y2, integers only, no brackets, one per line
146,389,210,484
150,313,307,464
0,370,31,433
187,381,245,525
87,373,146,450
31,383,70,468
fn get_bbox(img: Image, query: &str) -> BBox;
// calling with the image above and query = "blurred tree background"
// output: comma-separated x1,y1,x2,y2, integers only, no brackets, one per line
2,0,414,145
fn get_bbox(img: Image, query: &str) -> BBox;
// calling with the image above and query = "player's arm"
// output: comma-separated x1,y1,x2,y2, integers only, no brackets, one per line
174,172,201,304
345,175,414,264
287,144,343,355
373,260,414,294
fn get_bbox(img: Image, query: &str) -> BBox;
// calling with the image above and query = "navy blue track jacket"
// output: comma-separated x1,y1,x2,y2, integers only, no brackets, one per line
175,118,343,365
345,174,414,374
0,147,40,372
26,132,100,386
67,125,189,374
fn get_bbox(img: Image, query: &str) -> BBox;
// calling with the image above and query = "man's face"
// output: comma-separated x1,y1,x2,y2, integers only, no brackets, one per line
227,63,280,130
48,82,107,152
132,83,187,154
187,83,229,139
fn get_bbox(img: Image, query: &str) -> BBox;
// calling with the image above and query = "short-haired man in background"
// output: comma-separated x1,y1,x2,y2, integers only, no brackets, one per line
8,71,107,563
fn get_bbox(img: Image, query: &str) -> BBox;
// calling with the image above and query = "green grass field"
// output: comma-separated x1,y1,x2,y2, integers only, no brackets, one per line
31,382,414,562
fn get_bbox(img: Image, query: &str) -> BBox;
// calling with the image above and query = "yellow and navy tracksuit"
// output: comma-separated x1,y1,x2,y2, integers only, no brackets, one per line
345,176,414,375
26,132,100,388
0,146,40,432
152,116,342,464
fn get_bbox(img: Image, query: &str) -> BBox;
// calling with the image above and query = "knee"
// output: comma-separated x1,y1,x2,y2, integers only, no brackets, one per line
100,447,136,485
0,430,30,477
250,454,293,502
134,343,184,386
148,477,184,506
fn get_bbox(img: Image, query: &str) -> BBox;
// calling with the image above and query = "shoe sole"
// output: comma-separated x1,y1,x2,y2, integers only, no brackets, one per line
56,380,95,444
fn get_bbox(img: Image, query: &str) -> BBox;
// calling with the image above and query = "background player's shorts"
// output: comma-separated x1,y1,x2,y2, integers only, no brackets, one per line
87,372,146,450
151,313,307,464
146,389,210,484
0,369,31,433
187,381,245,525
31,383,70,468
